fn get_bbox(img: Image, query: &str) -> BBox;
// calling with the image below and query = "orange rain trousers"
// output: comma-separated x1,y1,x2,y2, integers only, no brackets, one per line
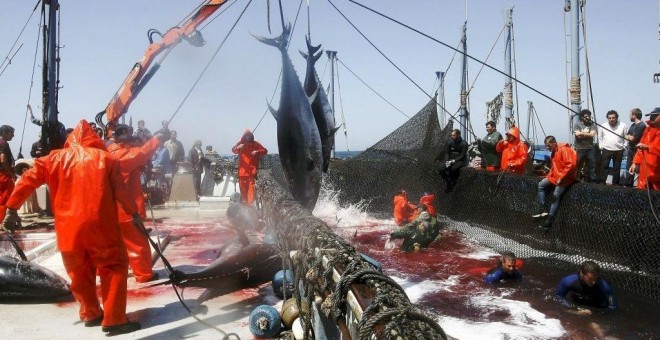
0,172,14,222
108,137,161,282
5,121,138,327
238,176,256,204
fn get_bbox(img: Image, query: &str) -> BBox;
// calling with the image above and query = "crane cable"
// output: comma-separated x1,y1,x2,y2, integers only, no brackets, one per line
335,58,350,151
166,0,253,125
0,0,40,77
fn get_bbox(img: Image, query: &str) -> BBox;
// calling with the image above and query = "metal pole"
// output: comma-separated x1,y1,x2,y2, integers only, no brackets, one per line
435,71,446,127
570,0,582,125
459,22,468,138
504,7,514,130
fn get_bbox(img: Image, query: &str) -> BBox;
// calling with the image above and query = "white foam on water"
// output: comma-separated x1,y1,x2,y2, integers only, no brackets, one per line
313,180,383,229
391,275,463,302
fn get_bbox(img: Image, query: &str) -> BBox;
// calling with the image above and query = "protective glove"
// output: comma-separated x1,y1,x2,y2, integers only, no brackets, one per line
2,209,22,233
445,161,451,168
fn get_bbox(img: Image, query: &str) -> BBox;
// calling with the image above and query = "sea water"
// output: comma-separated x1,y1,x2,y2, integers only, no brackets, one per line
313,182,660,339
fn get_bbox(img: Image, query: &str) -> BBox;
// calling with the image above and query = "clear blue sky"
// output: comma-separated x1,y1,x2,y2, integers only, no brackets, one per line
1,0,658,158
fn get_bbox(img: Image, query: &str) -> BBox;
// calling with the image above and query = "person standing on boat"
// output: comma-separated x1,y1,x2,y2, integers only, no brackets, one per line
393,189,418,225
629,107,660,190
573,109,597,182
624,108,648,187
133,119,152,144
1,120,142,335
484,251,522,284
232,129,268,204
534,135,577,229
164,130,184,173
0,125,16,225
556,261,617,315
107,124,166,283
478,121,503,171
496,126,528,175
437,129,468,192
598,110,627,185
189,139,206,198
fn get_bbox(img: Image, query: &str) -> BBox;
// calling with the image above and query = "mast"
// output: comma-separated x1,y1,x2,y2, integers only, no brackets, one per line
436,71,446,127
326,50,337,156
504,7,514,130
459,22,469,139
568,0,582,125
41,0,61,152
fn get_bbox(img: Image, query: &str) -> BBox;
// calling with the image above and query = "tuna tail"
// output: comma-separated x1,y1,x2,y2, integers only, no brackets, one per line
253,23,292,51
267,102,278,121
305,35,322,59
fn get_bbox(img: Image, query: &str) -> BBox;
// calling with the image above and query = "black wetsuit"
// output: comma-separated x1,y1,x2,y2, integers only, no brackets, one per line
556,273,617,309
484,265,522,284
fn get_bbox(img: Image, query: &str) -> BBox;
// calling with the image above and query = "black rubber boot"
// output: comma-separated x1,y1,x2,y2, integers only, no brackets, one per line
102,321,141,336
84,313,103,327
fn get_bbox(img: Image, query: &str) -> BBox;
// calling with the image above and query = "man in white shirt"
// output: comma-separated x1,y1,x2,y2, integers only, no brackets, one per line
598,110,627,185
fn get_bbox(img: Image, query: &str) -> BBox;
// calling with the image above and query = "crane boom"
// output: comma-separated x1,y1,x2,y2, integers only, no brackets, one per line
98,0,228,129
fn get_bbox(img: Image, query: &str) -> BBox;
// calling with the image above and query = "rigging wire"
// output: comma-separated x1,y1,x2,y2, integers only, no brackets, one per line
336,59,350,152
510,12,522,129
200,0,239,31
18,12,44,158
326,0,472,137
253,0,305,133
580,2,598,125
344,0,624,140
167,0,254,125
0,0,40,77
562,8,572,137
336,58,409,119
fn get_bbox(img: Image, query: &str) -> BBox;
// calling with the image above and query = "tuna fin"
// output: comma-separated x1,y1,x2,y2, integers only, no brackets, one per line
299,50,308,60
305,35,322,56
267,102,278,121
253,23,292,50
308,86,319,105
330,125,341,137
6,234,28,261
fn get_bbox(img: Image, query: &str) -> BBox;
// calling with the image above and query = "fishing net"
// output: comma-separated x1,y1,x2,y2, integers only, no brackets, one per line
320,97,660,303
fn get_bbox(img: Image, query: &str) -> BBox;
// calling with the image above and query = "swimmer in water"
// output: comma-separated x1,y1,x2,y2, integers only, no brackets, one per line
556,260,617,315
484,251,523,284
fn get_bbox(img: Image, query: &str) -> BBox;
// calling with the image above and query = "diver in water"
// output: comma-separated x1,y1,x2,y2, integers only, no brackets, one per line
556,261,617,315
389,204,440,252
484,251,523,284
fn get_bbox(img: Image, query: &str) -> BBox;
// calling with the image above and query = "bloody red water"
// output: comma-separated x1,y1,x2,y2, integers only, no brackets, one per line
334,223,660,339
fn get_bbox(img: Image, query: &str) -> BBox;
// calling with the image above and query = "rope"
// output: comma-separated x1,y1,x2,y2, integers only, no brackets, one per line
336,58,408,119
580,3,597,125
200,0,239,31
335,62,350,152
0,0,40,76
167,0,253,125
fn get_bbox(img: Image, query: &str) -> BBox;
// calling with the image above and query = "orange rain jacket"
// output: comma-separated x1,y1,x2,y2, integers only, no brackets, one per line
107,136,161,282
393,193,417,225
495,127,529,175
546,143,578,187
232,129,268,177
419,193,437,217
5,120,138,327
632,121,660,190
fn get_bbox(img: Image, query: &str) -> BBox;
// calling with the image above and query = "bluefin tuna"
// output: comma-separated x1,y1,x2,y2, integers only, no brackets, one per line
0,256,71,299
254,24,323,210
300,35,338,173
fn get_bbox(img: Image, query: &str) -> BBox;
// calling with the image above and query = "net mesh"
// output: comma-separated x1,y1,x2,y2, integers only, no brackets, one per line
322,98,660,302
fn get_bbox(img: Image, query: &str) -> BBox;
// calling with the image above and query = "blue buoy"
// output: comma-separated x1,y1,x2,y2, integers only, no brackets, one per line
249,305,281,338
272,269,294,299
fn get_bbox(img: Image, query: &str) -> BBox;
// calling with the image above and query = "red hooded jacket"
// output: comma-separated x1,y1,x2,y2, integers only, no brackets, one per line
495,127,528,175
546,143,577,187
232,130,268,177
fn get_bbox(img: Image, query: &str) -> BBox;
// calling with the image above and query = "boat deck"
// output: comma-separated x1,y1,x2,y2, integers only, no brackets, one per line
0,205,279,339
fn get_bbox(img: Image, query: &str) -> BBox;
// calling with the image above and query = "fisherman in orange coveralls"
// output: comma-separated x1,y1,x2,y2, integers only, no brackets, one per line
1,120,142,335
232,129,268,204
419,192,437,217
107,124,166,283
495,126,529,175
393,189,418,225
0,125,16,225
629,107,660,190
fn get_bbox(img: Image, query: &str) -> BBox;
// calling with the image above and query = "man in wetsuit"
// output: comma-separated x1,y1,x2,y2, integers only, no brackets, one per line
484,251,522,284
556,261,617,315
437,129,468,192
390,204,440,252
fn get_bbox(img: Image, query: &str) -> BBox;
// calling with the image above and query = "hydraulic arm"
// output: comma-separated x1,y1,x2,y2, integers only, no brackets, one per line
96,0,228,131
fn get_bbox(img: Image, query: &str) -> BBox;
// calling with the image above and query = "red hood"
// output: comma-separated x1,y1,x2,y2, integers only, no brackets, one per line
64,120,107,150
241,129,254,142
505,126,520,142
